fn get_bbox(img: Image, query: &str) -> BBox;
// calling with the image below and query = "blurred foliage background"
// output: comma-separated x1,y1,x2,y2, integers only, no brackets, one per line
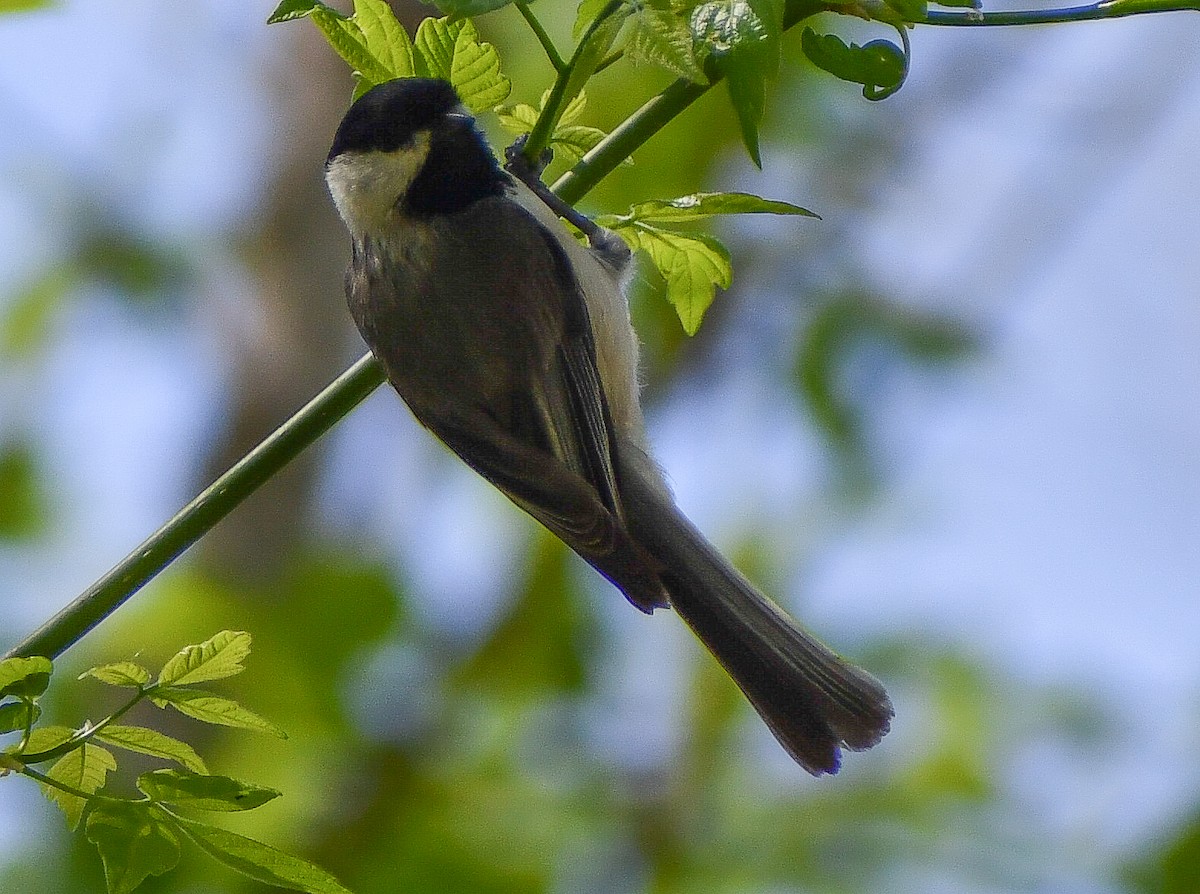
3,2,1200,892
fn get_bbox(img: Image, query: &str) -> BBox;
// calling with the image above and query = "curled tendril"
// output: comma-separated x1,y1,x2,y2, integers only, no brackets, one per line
862,24,911,100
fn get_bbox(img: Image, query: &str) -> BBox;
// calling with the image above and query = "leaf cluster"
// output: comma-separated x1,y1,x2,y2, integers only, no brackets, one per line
1,632,347,894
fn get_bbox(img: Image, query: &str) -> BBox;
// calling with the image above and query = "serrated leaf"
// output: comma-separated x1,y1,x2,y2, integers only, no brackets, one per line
496,102,539,134
309,4,394,89
690,1,772,166
626,7,705,81
615,225,731,334
352,0,415,79
414,16,456,78
413,17,510,110
552,125,608,165
86,803,180,894
559,90,587,126
80,662,151,688
611,191,817,224
153,689,287,739
450,18,511,111
0,700,40,734
94,726,208,774
138,769,280,812
172,815,353,894
0,655,52,699
42,743,117,830
157,631,252,687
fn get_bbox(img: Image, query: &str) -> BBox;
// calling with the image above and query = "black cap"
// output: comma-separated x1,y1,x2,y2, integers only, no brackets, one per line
327,78,460,163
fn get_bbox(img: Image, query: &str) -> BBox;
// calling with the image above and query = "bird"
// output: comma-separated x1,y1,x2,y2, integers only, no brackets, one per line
324,77,892,774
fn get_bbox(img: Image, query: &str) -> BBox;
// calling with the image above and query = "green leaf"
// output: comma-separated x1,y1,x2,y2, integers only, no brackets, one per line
0,441,48,540
157,630,252,687
267,0,320,23
574,0,618,39
1,265,75,358
608,191,817,224
0,0,53,13
13,723,74,756
449,18,512,110
615,225,732,334
551,124,608,165
801,28,908,100
626,6,705,82
0,700,40,734
86,803,181,894
80,662,152,688
0,655,53,699
152,689,287,739
431,0,515,15
94,726,208,774
138,769,280,812
414,17,510,111
171,815,353,894
42,743,117,830
352,0,416,81
496,101,539,133
690,1,774,166
301,0,405,94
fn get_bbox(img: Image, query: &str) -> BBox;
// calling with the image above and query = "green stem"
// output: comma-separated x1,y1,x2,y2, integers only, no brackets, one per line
20,764,136,805
524,0,626,163
3,353,386,662
516,2,566,73
921,0,1198,25
21,689,146,764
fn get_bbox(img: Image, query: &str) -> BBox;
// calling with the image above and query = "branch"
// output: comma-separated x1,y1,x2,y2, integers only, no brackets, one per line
3,354,386,661
921,0,1199,25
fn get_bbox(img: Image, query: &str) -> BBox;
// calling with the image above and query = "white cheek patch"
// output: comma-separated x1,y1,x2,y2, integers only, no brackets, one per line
325,132,432,237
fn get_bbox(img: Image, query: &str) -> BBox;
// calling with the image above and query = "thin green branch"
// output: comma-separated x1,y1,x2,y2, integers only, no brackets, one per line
20,764,134,805
3,353,386,662
516,2,566,73
20,688,146,764
922,0,1198,25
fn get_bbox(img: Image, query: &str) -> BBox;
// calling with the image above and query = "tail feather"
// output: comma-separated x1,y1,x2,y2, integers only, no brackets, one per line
619,455,893,775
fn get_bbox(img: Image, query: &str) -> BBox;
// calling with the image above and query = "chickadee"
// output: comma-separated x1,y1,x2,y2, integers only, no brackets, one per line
325,78,892,774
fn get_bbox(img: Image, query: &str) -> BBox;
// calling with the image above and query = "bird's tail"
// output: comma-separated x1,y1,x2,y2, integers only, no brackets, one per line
618,453,893,775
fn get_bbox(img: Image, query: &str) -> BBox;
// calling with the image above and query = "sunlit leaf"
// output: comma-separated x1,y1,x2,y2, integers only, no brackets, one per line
86,803,180,894
626,5,704,81
608,191,817,224
613,225,732,334
138,769,280,811
690,1,774,166
80,662,151,688
157,630,252,687
171,815,353,894
94,726,208,774
13,724,73,756
152,689,287,739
